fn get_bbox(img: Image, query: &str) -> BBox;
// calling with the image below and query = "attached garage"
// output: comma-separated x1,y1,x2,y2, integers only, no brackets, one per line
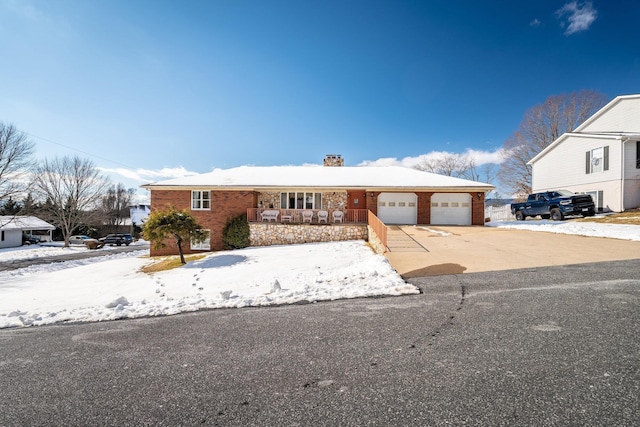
431,193,472,225
377,193,417,224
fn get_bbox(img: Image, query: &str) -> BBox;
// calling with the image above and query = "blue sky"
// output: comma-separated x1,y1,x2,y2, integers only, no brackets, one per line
1,0,639,200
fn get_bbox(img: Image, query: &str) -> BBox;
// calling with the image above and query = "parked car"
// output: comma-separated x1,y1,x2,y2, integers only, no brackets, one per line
22,234,41,245
100,233,134,246
68,235,104,249
511,190,595,221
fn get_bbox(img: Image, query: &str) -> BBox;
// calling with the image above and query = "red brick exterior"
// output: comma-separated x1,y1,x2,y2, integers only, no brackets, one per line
470,191,486,225
150,189,257,256
416,192,433,224
365,192,379,215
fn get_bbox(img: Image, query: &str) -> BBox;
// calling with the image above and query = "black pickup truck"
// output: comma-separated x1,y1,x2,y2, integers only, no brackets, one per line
511,190,596,221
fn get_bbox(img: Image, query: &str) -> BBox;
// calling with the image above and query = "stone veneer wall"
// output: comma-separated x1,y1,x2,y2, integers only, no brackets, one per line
258,192,280,209
250,223,367,247
366,225,386,254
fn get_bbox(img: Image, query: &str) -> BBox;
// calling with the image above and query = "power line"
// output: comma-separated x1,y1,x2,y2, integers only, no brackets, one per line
27,132,138,170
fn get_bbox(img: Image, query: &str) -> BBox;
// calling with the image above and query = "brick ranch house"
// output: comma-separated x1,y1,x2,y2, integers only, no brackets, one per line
141,155,494,256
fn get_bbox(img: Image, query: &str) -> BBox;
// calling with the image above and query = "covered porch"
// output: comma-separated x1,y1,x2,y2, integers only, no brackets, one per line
247,208,369,224
247,208,387,254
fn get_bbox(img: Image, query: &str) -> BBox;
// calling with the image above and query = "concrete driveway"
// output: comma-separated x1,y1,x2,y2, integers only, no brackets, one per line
385,225,640,278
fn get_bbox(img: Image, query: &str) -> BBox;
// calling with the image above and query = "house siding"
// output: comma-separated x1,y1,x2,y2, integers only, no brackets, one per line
579,97,640,133
532,134,624,211
150,189,257,255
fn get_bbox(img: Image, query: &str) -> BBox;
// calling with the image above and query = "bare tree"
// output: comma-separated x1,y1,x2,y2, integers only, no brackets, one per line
499,90,607,198
415,153,472,177
0,122,35,202
31,156,110,246
100,183,135,233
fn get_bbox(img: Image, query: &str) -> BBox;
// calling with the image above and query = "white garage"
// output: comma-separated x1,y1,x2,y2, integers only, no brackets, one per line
431,193,472,225
377,192,417,224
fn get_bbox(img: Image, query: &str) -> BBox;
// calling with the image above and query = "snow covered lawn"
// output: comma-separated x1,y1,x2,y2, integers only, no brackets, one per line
0,241,417,329
486,219,640,241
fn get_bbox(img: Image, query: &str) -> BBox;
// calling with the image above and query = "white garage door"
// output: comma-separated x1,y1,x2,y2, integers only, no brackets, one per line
377,193,417,224
431,193,472,225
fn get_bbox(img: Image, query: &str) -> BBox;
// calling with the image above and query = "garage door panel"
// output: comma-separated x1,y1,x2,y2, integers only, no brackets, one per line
431,193,471,225
378,193,417,225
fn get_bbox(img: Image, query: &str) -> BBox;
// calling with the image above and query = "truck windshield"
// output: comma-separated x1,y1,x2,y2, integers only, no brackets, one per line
553,190,575,197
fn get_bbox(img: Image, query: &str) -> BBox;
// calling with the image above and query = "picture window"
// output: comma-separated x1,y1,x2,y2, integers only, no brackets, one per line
280,192,322,209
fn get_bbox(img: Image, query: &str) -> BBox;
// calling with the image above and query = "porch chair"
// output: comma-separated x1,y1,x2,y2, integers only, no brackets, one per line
302,210,314,223
332,210,344,223
317,210,329,223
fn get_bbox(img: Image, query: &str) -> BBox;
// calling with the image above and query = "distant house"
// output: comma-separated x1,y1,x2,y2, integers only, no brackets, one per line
129,204,150,227
0,216,55,249
141,155,494,255
529,94,640,212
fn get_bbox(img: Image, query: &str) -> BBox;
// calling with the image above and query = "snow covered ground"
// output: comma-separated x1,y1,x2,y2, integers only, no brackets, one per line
0,241,416,329
2,219,639,329
486,219,640,241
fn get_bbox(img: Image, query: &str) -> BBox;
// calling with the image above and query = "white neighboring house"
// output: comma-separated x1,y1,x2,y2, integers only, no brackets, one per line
0,216,55,249
129,204,150,227
529,94,640,212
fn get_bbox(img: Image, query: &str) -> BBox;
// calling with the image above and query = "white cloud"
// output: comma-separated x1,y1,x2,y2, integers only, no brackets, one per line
98,166,199,183
556,1,597,35
357,148,507,168
529,18,541,27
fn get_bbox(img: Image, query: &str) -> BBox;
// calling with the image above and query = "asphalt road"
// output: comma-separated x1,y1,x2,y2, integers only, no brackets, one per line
1,259,639,426
0,242,150,272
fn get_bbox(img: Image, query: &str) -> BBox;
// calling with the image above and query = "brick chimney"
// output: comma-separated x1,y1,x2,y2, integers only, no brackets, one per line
323,154,344,167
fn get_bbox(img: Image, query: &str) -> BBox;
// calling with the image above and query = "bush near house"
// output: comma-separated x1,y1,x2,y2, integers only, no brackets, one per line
222,214,250,249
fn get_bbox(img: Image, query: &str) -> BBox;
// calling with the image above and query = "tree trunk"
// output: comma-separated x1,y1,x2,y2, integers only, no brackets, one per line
175,234,186,264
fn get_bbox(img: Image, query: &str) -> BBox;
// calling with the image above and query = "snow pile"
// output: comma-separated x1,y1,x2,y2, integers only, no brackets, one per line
486,220,640,241
0,241,417,329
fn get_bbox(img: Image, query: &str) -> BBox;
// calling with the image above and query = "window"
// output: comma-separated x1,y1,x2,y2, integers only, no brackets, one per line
280,192,322,209
191,230,210,250
192,191,210,210
451,202,459,208
586,146,609,174
441,202,449,207
398,202,406,207
378,201,386,207
432,202,438,207
1,230,4,241
636,141,640,169
388,202,396,207
408,202,416,207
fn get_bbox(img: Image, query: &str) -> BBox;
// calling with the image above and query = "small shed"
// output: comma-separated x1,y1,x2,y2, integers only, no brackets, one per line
0,216,55,249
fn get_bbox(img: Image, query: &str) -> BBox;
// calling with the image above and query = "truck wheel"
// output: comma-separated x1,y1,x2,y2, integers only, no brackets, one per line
550,208,563,221
515,211,525,221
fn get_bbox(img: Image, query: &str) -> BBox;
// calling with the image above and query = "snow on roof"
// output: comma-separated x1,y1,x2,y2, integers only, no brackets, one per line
142,165,494,190
0,216,56,231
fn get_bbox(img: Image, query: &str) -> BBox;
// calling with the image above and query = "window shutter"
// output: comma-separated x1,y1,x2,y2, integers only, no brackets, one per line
586,151,591,174
603,146,609,171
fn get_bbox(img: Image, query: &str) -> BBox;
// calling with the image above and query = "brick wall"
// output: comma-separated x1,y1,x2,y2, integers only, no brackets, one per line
416,192,433,224
149,189,257,255
471,191,486,225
